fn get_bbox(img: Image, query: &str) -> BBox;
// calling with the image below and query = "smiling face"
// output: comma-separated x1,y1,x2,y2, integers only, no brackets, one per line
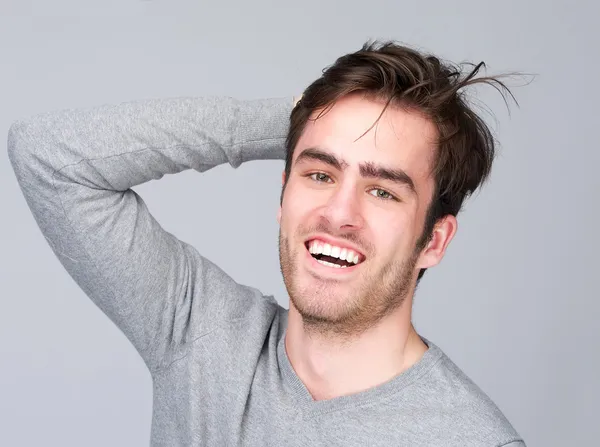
278,93,455,337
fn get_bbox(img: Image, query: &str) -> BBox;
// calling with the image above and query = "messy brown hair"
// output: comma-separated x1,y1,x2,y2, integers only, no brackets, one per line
281,40,518,282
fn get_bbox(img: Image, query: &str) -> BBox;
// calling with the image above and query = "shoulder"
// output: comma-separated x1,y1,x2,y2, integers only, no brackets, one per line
407,338,524,446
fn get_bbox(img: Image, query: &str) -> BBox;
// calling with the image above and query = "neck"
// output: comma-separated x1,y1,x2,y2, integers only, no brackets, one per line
284,297,428,401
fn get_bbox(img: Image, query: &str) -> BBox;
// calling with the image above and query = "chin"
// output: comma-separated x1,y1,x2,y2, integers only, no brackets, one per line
290,282,361,324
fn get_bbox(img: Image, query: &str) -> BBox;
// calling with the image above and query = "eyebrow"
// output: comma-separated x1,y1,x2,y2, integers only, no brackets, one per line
294,147,417,196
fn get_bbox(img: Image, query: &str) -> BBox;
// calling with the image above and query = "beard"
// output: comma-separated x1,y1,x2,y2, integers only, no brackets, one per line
278,224,420,342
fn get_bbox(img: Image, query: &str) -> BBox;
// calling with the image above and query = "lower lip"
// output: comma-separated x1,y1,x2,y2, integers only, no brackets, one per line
304,245,362,275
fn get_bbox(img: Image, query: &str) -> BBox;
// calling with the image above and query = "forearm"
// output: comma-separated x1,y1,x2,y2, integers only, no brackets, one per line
8,96,292,192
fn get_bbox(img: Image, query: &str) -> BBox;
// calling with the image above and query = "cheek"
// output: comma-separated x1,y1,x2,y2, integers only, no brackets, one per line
368,211,415,253
283,181,323,219
280,192,313,230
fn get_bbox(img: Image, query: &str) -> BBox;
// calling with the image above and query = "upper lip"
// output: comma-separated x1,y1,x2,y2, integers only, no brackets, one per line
304,234,366,259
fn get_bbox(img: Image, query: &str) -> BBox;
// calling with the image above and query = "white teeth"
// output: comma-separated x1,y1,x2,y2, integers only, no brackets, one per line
346,250,355,263
310,241,323,255
307,240,363,265
339,248,347,261
331,245,340,258
316,259,347,268
317,259,335,268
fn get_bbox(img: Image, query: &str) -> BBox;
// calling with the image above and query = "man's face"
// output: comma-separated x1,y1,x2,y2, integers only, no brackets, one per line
278,94,441,337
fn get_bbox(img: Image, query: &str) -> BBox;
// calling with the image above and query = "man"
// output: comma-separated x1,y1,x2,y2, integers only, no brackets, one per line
8,41,525,446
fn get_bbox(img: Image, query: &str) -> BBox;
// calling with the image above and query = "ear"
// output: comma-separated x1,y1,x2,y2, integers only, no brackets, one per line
416,215,458,270
277,170,286,224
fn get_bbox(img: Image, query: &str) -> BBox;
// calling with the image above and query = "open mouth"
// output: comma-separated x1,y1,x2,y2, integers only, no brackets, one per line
304,239,365,269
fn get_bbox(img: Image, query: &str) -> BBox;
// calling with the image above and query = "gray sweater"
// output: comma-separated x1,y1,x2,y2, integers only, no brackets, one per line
7,96,525,446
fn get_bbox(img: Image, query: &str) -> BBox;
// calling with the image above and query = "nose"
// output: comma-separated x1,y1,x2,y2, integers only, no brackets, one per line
321,184,365,231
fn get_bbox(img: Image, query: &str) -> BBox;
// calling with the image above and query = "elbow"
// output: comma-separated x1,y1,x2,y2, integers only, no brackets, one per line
7,119,50,186
7,120,34,165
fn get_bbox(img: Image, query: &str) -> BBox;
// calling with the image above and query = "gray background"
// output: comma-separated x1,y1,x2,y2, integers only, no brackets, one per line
1,1,598,446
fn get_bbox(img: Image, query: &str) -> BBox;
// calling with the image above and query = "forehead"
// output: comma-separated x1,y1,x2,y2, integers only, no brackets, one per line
294,94,438,182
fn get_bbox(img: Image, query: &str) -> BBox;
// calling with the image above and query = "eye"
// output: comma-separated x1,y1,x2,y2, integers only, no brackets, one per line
309,172,333,183
369,188,397,201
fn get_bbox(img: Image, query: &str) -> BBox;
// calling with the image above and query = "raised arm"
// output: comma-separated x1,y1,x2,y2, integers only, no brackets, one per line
7,96,293,371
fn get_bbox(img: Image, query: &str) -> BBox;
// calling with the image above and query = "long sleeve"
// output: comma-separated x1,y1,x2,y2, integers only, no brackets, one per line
7,96,293,371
